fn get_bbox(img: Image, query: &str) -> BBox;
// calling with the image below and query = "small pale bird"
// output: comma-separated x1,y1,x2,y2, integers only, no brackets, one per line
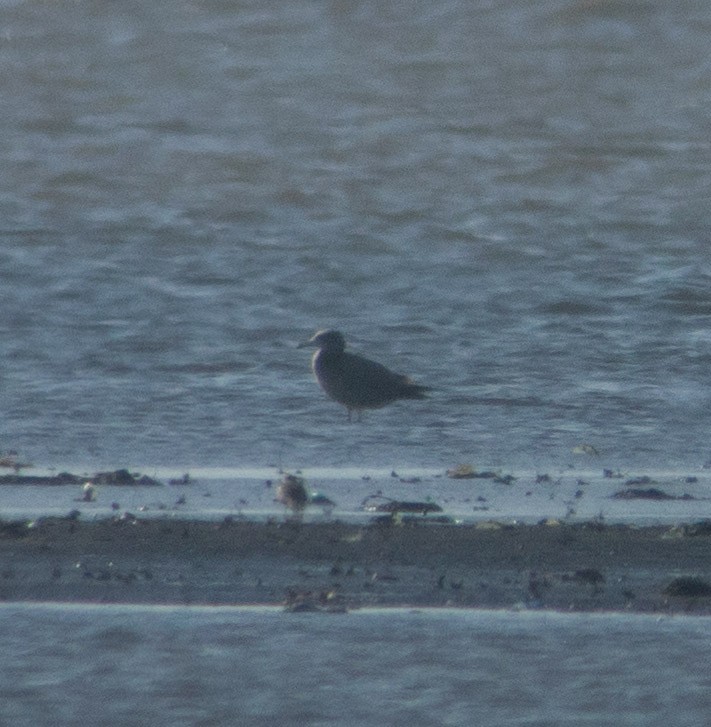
298,329,430,420
275,474,309,515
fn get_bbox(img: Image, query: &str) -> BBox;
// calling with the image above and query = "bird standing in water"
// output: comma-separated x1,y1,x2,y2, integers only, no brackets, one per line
298,329,430,420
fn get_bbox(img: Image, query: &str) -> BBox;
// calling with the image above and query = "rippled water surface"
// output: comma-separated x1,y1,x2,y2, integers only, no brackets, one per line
2,0,711,472
1,604,710,727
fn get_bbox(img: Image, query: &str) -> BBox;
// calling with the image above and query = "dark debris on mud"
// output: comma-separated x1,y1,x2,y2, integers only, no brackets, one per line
0,468,163,487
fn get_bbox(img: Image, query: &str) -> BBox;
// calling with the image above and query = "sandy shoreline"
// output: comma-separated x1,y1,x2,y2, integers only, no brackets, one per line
1,515,710,614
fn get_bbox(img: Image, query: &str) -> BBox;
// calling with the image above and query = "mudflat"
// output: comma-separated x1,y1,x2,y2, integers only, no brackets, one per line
1,516,710,614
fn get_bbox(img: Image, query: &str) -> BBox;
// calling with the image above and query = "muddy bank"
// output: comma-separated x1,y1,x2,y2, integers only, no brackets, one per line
1,517,710,614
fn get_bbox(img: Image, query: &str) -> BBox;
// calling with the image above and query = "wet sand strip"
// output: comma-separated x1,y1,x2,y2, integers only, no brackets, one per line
1,517,710,614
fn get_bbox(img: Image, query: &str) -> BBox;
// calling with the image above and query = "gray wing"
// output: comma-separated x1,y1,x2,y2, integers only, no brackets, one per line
333,352,426,407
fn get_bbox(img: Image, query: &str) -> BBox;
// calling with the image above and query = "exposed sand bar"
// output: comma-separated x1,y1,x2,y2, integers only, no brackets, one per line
1,517,710,614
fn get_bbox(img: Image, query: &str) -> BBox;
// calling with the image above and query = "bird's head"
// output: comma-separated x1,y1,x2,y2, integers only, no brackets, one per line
298,329,346,352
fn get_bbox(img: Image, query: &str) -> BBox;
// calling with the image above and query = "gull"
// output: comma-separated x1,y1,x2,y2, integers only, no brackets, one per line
298,329,430,420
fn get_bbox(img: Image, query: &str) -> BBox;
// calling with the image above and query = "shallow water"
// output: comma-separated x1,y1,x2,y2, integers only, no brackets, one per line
3,6,710,717
1,603,709,727
2,0,711,473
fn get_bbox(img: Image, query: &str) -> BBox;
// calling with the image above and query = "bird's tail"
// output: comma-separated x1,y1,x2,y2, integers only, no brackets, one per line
402,383,431,400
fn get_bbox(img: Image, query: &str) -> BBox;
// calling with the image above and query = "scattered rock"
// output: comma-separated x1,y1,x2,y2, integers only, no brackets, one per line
362,497,442,515
663,576,711,598
1,469,162,487
612,488,678,500
400,514,455,525
92,469,163,486
624,476,656,486
168,473,194,486
0,472,84,486
446,465,513,482
284,588,347,613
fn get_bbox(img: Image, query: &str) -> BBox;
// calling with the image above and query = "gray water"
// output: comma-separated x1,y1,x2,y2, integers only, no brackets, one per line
0,604,709,727
2,0,711,472
2,7,711,720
